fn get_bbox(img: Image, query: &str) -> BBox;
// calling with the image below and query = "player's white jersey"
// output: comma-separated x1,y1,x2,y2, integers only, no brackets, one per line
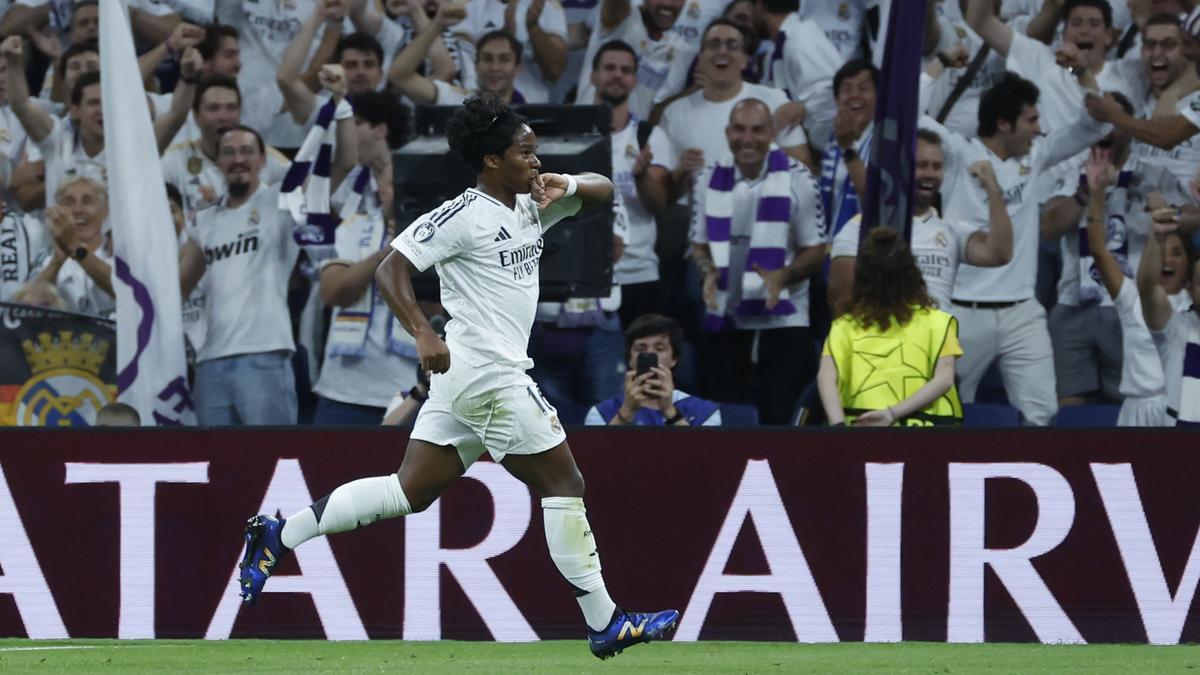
390,188,581,370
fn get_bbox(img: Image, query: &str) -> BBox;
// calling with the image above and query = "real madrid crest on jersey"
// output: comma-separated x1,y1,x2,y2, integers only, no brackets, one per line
687,1,700,19
249,209,261,225
187,155,204,176
1019,164,1031,176
626,143,638,159
838,1,851,20
935,230,948,248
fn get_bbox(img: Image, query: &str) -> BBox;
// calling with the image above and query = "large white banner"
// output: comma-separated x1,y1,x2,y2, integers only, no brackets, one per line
100,0,193,425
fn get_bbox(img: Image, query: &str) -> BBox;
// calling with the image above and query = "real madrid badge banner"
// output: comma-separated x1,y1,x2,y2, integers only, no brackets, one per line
0,302,117,427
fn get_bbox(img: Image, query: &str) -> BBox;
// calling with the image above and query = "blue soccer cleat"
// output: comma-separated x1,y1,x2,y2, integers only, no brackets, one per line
588,608,680,659
238,515,288,606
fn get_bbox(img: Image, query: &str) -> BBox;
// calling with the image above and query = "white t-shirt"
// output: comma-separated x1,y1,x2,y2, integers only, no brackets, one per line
764,14,841,152
799,0,871,61
314,207,419,408
1113,282,1192,399
0,211,49,301
925,20,1013,138
1005,29,1145,133
576,6,691,106
161,140,290,225
390,188,582,369
455,0,568,103
611,117,658,285
691,157,825,329
0,105,29,182
193,183,300,361
920,113,1109,303
831,210,973,310
37,116,105,208
38,245,115,319
647,82,792,175
1153,306,1200,424
1131,90,1200,189
668,0,727,45
217,0,323,138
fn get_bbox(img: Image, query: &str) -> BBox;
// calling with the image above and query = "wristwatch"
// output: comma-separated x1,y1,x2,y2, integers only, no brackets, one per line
73,246,88,261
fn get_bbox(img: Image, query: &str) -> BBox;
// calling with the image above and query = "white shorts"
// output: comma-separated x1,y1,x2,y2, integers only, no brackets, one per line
410,357,566,468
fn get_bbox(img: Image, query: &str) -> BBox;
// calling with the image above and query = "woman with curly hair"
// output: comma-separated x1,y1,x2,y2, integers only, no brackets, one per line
818,227,965,427
236,95,680,659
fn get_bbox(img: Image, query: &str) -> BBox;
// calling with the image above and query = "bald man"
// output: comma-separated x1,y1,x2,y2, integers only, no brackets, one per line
689,99,826,424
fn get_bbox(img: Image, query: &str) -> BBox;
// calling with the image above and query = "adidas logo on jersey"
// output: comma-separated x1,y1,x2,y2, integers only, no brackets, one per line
494,226,512,242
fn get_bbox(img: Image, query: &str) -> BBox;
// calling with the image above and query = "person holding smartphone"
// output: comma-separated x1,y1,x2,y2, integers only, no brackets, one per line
585,314,722,426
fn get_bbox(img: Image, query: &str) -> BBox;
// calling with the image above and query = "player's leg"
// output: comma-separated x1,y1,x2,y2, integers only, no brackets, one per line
238,401,484,605
502,434,678,659
279,439,465,549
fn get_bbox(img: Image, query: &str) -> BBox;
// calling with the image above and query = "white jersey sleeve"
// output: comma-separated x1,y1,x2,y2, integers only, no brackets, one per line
390,200,473,272
537,193,583,231
830,214,863,258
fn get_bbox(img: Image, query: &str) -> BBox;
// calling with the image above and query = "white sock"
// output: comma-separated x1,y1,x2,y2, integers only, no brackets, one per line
543,496,618,631
280,475,412,549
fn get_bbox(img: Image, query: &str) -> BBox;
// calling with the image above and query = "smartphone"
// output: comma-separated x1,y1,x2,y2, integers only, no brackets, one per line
635,352,658,377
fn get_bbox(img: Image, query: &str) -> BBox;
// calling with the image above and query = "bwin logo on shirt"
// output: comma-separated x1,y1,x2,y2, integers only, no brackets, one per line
204,233,260,264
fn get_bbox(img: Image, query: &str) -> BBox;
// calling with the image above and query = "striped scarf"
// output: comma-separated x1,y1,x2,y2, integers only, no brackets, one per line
279,97,365,266
703,147,794,332
819,129,872,242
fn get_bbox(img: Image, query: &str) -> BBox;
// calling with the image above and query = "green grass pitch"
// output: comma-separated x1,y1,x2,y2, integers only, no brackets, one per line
2,640,1200,673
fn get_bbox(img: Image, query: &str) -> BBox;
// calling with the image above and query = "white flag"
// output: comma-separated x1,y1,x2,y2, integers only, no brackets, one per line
101,0,194,425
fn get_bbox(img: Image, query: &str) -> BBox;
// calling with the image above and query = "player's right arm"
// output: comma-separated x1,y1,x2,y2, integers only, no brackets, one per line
376,250,450,373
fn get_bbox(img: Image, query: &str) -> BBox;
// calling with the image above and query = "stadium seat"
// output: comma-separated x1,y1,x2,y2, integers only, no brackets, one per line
1055,404,1120,428
962,403,1021,428
721,404,760,427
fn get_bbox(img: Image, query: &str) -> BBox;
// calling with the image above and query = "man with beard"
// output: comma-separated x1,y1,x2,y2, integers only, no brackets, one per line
190,125,302,425
596,40,666,324
829,129,1013,313
967,0,1143,132
575,0,690,113
389,3,527,105
160,76,291,223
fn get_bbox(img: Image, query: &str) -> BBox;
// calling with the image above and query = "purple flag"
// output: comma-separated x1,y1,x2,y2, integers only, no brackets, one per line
861,0,927,243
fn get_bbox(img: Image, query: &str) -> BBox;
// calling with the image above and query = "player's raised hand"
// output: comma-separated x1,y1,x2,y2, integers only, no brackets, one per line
416,329,451,373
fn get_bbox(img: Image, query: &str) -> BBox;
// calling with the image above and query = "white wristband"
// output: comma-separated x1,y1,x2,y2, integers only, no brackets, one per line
334,98,354,121
563,173,578,198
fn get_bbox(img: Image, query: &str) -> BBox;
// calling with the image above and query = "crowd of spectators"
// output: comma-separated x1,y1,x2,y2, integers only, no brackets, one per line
0,0,1198,428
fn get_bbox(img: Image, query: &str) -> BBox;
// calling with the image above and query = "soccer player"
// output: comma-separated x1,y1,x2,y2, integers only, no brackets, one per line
237,94,679,659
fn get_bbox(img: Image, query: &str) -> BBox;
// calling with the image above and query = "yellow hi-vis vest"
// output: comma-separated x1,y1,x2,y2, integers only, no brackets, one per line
825,306,964,427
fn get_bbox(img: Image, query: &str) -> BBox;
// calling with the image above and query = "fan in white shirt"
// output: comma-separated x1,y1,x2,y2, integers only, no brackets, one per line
2,35,197,208
575,0,690,111
759,0,842,153
829,129,1014,313
644,20,807,211
390,3,528,106
965,0,1144,133
920,72,1110,426
191,125,302,425
1085,15,1200,188
798,0,873,61
161,76,291,224
1080,148,1192,426
453,0,568,103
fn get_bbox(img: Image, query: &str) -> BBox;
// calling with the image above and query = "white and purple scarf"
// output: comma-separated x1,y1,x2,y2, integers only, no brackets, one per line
280,97,367,266
703,147,794,332
1179,312,1200,425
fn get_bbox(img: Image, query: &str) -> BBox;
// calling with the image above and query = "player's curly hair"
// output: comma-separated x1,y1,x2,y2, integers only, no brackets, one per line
446,94,528,173
841,227,934,332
